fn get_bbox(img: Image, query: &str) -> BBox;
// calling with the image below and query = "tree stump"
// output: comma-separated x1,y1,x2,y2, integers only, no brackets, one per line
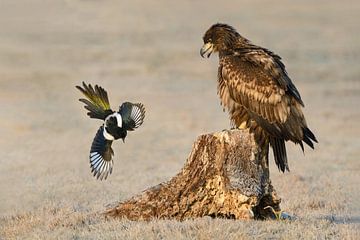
105,129,281,220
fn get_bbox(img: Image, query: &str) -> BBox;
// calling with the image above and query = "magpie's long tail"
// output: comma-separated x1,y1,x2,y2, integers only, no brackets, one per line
76,82,113,120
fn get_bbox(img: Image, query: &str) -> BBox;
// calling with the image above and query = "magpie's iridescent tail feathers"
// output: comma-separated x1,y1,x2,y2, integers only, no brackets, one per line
76,82,113,120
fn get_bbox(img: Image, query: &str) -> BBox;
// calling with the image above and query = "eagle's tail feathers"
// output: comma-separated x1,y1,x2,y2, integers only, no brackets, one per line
299,141,304,152
270,137,289,172
302,127,317,149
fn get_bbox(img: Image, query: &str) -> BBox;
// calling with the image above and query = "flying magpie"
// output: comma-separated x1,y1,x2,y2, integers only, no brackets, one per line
76,82,145,180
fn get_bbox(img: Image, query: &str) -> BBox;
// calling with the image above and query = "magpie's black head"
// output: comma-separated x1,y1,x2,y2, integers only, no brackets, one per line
105,124,127,141
117,128,127,143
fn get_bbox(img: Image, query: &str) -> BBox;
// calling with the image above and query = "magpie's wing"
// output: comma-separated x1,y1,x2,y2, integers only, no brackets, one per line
76,82,113,120
89,126,114,180
119,102,145,131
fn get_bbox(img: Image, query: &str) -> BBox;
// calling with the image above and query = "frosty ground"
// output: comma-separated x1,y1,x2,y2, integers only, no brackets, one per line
0,0,359,239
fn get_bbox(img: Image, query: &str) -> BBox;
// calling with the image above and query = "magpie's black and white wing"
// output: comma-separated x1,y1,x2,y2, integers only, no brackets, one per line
89,126,114,180
119,102,146,131
76,82,113,120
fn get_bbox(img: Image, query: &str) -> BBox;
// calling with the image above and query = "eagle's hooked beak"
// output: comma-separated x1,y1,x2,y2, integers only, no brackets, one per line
200,42,214,58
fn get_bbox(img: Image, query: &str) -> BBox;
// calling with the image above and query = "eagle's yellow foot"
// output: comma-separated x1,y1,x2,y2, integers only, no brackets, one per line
264,206,284,220
238,121,247,130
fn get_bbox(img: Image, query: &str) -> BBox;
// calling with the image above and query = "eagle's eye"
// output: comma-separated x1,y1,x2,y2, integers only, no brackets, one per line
203,35,212,43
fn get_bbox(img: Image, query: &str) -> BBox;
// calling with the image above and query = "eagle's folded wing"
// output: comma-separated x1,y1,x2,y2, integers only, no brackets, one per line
221,56,291,125
235,47,304,106
220,55,317,147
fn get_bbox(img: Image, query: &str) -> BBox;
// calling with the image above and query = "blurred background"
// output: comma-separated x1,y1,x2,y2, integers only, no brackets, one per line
0,0,359,238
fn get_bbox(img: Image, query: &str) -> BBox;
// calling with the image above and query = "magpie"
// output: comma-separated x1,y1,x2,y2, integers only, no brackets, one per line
76,82,145,180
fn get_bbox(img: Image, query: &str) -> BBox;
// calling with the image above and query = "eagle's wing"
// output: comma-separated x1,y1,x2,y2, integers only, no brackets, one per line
221,55,293,126
235,47,304,106
76,82,113,120
220,52,319,172
119,102,145,131
220,52,317,169
89,126,114,180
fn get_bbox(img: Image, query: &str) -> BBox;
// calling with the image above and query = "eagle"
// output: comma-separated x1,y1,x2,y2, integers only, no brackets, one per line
200,23,317,172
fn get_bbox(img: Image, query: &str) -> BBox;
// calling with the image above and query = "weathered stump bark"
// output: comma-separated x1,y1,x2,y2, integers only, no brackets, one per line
105,129,281,220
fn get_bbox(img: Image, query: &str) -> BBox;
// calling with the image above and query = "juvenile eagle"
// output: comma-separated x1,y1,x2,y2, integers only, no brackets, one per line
200,23,317,172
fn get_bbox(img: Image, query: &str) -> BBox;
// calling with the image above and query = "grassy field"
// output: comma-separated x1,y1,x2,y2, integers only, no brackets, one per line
0,0,359,239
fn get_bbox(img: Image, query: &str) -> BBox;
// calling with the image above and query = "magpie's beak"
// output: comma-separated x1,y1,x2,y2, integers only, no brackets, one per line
122,138,125,143
200,42,214,58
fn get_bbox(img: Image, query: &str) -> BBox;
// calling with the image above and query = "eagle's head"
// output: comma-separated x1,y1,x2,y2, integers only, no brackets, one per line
200,23,243,58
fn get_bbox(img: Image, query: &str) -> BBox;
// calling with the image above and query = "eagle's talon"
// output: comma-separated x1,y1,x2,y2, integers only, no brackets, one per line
264,206,283,220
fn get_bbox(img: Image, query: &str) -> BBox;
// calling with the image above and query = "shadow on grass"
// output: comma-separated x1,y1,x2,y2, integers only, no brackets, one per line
319,215,360,224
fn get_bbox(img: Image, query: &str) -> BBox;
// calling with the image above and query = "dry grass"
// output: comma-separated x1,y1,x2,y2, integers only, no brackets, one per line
1,0,359,239
1,206,359,239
